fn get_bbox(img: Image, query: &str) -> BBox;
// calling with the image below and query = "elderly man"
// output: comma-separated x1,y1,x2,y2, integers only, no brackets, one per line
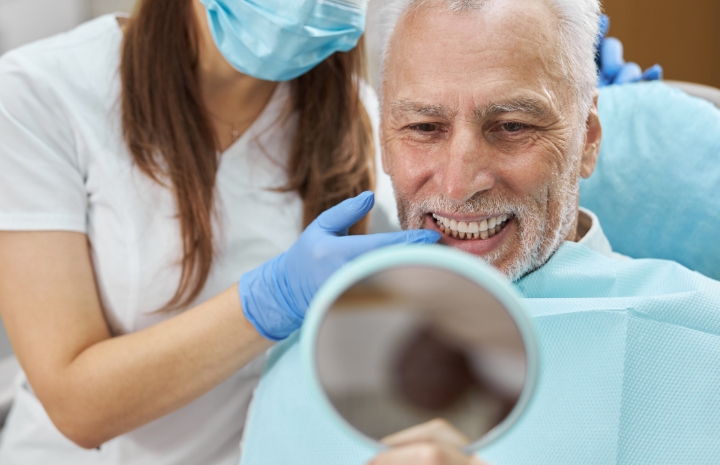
238,0,720,464
379,0,602,280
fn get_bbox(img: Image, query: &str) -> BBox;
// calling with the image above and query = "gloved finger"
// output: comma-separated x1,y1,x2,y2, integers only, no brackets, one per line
641,64,663,81
600,37,624,80
315,191,375,234
345,229,441,257
614,62,642,84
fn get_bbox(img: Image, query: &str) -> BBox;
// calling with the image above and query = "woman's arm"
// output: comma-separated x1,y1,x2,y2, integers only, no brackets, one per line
0,230,271,449
0,193,440,450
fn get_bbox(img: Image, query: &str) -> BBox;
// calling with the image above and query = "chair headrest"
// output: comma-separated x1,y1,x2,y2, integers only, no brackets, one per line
580,82,720,280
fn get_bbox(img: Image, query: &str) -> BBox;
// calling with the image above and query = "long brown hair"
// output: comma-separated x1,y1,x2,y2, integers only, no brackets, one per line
121,0,375,311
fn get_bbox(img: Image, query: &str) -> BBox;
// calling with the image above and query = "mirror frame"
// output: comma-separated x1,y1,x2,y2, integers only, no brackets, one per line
301,244,540,454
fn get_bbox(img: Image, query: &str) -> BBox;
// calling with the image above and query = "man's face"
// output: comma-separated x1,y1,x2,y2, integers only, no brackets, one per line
382,0,601,280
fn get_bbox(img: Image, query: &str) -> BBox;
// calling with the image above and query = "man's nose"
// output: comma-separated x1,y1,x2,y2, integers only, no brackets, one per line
439,124,494,204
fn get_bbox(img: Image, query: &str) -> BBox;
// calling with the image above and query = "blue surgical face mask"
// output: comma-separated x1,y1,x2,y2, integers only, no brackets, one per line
199,0,368,82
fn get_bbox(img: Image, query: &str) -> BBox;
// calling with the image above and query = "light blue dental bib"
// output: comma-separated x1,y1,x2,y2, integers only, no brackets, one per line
239,242,720,465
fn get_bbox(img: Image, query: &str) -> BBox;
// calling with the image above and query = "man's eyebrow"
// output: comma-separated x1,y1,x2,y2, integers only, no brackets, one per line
477,97,551,119
390,99,455,119
475,97,551,119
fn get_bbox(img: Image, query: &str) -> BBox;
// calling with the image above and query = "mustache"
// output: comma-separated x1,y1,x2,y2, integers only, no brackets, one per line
401,192,541,219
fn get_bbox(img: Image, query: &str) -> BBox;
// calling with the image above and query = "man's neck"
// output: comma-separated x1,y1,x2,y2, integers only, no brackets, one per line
575,210,592,242
563,206,583,243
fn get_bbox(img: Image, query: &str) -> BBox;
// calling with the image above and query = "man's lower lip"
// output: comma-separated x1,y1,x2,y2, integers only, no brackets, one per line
423,215,513,256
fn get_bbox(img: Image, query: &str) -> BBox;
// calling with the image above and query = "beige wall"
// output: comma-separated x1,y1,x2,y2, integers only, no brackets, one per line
90,0,136,16
0,0,137,54
603,0,720,89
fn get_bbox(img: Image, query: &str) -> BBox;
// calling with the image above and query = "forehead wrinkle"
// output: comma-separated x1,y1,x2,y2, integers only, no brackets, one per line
390,98,456,119
476,96,551,120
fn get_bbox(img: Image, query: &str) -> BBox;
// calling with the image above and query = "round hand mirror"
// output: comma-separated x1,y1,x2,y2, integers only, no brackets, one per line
300,245,539,454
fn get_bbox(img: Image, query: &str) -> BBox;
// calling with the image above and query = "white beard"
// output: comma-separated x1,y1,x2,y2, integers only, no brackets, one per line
394,158,581,282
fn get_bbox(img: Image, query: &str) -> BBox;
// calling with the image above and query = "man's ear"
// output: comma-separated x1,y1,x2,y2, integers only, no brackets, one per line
580,91,602,179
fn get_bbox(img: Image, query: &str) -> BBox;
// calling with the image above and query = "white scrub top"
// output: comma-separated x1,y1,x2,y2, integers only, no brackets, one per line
0,14,395,465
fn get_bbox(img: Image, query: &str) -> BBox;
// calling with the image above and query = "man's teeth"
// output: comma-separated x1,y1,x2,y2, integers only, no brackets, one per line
432,213,509,240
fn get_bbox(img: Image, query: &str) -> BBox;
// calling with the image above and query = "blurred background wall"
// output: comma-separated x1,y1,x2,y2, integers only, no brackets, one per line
1,0,718,87
0,0,134,54
603,0,720,89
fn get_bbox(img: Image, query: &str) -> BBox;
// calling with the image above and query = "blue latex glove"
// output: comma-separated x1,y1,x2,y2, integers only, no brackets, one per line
240,192,441,341
596,14,662,86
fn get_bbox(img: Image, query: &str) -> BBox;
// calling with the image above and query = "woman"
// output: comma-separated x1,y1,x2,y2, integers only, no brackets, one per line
0,0,438,463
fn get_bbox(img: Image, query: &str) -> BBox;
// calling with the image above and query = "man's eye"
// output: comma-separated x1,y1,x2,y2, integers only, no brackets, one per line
501,122,527,132
411,123,438,132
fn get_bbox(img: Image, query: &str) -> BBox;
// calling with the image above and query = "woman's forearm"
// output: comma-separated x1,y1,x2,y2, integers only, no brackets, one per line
47,284,271,448
0,232,271,449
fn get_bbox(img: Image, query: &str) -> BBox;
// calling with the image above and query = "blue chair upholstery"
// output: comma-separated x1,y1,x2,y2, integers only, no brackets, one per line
581,82,720,280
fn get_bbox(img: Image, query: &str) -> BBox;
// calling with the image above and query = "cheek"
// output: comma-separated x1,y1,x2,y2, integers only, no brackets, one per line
494,142,562,199
384,134,441,195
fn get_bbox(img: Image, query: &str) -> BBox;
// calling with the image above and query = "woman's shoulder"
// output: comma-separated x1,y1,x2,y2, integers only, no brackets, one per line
4,14,121,55
0,14,124,109
0,15,127,208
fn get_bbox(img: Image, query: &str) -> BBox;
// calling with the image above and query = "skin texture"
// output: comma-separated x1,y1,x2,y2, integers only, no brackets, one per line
371,419,487,465
0,0,275,449
369,442,488,465
382,418,472,449
375,0,602,462
382,0,602,281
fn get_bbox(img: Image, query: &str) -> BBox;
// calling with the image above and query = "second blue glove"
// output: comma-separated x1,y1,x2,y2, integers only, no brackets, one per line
596,14,663,87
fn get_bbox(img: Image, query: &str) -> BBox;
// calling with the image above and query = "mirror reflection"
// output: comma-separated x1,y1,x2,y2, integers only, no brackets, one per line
316,266,527,447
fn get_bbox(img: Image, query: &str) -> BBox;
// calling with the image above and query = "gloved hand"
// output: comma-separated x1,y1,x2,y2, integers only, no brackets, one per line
240,192,441,341
596,14,662,87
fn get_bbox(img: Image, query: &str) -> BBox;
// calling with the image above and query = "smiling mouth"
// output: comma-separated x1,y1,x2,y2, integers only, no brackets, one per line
432,213,510,240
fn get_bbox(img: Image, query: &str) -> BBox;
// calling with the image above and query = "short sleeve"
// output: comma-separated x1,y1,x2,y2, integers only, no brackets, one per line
0,50,87,232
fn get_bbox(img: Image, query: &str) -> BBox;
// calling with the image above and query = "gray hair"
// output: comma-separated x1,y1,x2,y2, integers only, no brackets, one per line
378,0,601,117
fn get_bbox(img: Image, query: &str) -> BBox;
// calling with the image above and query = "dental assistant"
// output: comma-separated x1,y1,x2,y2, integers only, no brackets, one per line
0,0,438,463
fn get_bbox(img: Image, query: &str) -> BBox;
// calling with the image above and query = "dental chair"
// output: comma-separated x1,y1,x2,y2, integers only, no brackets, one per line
580,80,720,281
666,81,720,109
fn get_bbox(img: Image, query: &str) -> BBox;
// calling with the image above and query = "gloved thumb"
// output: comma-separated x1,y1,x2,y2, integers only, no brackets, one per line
315,191,375,234
598,14,610,41
595,14,610,70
